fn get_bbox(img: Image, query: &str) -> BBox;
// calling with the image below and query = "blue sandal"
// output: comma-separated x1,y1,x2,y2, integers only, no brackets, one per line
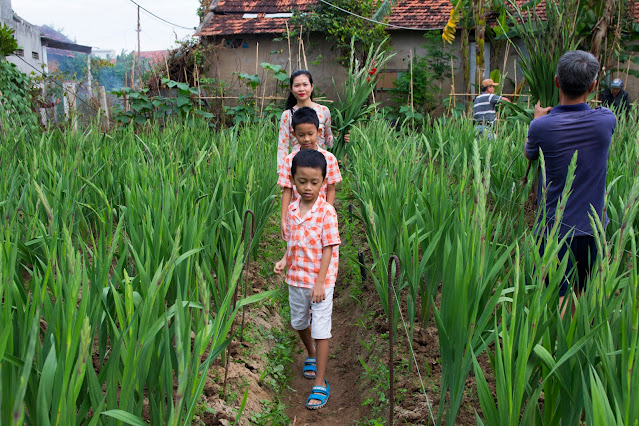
302,357,317,379
306,380,330,410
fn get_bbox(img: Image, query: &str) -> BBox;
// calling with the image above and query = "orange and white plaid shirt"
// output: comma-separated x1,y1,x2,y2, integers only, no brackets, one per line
284,196,340,289
277,147,342,201
277,103,334,171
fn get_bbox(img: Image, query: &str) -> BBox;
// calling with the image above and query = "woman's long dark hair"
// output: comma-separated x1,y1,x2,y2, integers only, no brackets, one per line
285,69,314,110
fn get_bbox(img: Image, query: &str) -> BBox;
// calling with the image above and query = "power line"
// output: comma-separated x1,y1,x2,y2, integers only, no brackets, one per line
316,0,434,32
126,0,194,31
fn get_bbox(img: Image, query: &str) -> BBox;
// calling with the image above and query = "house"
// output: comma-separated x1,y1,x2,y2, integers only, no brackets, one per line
193,0,523,107
195,0,639,107
0,0,91,75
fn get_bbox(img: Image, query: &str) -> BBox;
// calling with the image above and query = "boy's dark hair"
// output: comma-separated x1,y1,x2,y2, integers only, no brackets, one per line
285,69,314,110
291,107,320,131
291,149,327,179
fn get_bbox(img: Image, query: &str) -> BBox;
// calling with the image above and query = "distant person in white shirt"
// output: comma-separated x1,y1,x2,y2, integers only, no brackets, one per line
473,78,510,138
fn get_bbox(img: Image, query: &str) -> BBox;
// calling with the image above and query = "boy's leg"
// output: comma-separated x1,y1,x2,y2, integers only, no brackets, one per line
307,287,334,406
298,326,316,359
289,286,316,359
314,339,329,387
289,286,318,378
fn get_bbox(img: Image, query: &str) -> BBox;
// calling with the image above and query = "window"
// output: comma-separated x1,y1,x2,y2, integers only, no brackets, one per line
224,38,248,49
15,48,24,57
32,51,39,60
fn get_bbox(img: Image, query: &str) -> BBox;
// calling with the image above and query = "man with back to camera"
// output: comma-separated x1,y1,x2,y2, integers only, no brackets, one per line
473,78,510,138
601,78,630,117
524,50,617,319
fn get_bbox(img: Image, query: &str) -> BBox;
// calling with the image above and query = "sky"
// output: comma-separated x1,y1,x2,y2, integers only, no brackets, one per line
13,0,201,53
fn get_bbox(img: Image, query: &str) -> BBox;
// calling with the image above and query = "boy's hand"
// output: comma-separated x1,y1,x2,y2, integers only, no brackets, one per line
309,284,326,303
344,132,350,143
274,256,286,275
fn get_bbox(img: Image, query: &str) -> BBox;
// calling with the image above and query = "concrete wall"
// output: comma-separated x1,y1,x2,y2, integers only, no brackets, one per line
0,4,46,75
203,31,638,114
203,34,346,106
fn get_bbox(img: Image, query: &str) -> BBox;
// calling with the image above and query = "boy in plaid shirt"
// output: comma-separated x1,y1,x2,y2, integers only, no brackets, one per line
274,149,340,410
278,106,342,240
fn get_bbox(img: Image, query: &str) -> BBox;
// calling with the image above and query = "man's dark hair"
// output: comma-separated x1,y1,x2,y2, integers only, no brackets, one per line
291,106,320,131
556,50,599,98
291,149,327,178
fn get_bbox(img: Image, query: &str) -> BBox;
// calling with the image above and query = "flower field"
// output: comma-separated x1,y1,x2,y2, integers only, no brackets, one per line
0,110,638,425
0,122,278,424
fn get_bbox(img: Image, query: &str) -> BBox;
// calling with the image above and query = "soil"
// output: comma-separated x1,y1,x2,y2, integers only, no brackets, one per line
283,278,367,425
193,194,497,425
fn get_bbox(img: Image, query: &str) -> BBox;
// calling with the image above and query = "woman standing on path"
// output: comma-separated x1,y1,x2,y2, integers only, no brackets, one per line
277,70,335,171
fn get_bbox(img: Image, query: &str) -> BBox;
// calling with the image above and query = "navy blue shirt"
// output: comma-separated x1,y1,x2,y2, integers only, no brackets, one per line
525,103,616,236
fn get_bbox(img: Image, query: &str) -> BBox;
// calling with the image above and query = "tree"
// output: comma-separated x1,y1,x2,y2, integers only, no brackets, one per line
289,0,389,65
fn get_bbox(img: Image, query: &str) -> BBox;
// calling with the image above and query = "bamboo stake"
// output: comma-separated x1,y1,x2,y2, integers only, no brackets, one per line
197,95,286,101
195,64,202,109
409,48,414,127
449,56,455,113
298,25,303,70
301,35,308,71
255,42,260,116
286,22,292,72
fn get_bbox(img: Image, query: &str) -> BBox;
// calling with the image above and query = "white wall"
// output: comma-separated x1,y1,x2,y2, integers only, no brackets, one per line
5,16,45,74
0,0,46,75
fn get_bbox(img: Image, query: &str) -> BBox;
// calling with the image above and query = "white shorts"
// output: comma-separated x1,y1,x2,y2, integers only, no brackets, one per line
288,286,334,340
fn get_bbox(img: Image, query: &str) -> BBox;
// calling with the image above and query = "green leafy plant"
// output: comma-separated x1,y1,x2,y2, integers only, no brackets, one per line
0,23,18,57
391,33,455,118
289,0,389,65
112,78,213,125
0,60,38,129
329,37,395,159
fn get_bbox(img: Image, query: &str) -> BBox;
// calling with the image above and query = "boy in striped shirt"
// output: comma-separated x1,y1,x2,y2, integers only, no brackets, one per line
274,149,340,410
278,107,342,240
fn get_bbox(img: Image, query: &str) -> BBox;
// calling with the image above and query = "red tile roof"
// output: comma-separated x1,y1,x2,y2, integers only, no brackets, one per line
387,0,451,30
194,0,550,37
197,15,293,36
135,50,169,65
213,0,316,14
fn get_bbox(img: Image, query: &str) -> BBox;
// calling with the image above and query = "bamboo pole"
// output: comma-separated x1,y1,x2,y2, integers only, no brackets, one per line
197,95,287,100
301,35,308,71
298,25,303,70
286,22,292,72
449,56,455,113
409,48,414,127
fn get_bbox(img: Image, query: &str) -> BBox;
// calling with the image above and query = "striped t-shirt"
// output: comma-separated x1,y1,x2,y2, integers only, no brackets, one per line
473,93,502,124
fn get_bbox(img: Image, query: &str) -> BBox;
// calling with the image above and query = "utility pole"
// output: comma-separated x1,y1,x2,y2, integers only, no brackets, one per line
137,5,141,88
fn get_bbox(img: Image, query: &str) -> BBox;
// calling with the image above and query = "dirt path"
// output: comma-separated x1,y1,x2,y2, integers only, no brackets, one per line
283,276,365,425
283,196,368,425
